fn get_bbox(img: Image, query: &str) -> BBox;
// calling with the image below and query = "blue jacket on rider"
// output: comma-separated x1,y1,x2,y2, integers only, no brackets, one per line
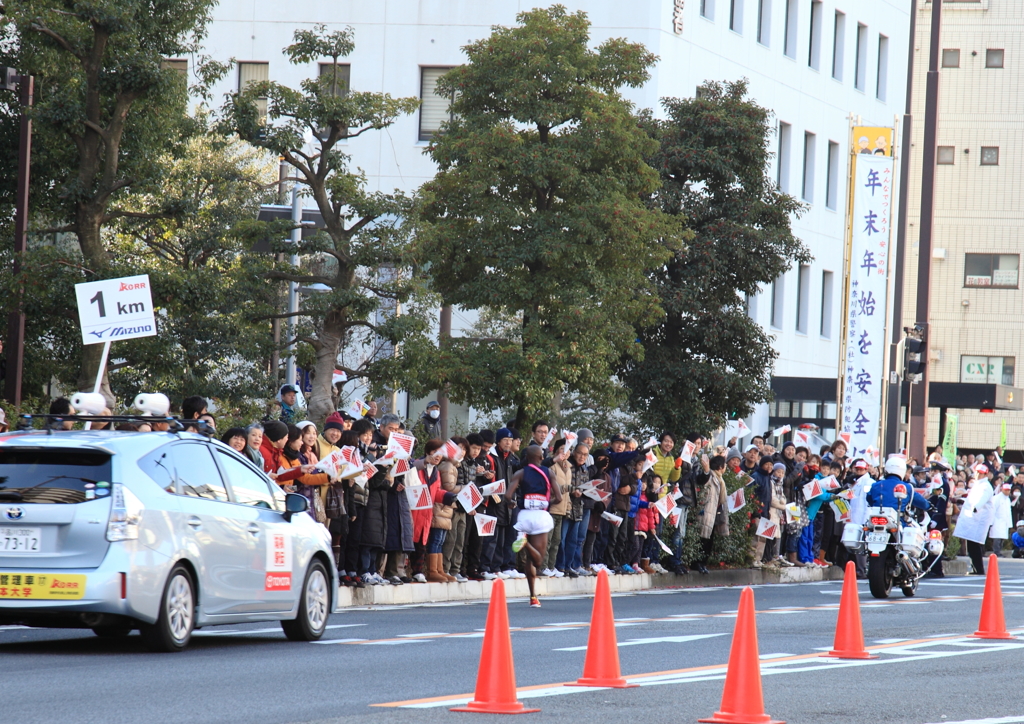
867,474,929,512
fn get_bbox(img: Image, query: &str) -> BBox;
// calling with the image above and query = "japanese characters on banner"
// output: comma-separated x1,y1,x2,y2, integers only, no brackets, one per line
474,513,497,536
840,127,895,462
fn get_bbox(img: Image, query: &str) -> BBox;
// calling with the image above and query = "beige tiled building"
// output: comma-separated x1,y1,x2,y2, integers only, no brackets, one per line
903,0,1024,453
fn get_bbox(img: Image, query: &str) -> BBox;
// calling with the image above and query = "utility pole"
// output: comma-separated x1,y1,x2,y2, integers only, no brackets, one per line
884,0,918,456
910,0,943,460
270,159,289,384
3,69,33,407
438,305,452,438
285,185,301,390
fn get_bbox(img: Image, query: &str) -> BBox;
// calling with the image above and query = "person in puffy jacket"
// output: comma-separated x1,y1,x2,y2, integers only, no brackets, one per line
1011,521,1024,558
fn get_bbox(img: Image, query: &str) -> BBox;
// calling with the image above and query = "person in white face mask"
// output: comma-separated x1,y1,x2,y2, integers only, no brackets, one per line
412,400,444,455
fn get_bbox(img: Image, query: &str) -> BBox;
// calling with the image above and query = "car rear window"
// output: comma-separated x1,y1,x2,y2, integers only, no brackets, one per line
0,449,113,504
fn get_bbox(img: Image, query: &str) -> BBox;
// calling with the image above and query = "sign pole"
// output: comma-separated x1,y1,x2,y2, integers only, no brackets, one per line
93,340,112,394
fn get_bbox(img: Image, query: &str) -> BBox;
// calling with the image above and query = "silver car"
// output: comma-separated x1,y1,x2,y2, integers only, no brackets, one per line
0,429,337,651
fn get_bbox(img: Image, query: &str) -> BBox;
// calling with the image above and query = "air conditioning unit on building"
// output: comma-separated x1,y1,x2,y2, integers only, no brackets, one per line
929,348,943,361
932,248,946,260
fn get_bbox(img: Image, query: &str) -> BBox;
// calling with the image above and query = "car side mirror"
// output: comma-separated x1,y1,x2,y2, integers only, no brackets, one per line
283,492,309,522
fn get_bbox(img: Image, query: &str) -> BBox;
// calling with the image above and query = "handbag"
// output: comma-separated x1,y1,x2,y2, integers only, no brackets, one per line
325,483,345,519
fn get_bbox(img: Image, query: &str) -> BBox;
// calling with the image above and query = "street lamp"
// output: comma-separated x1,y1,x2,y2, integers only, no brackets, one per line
2,67,34,407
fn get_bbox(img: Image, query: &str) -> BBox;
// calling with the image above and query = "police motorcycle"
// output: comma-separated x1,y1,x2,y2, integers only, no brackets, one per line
842,459,945,599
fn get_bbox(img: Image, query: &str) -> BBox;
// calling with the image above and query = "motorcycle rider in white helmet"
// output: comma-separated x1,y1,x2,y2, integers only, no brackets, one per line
867,457,930,516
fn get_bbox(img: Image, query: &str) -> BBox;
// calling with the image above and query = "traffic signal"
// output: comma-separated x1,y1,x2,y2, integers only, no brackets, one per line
903,326,926,382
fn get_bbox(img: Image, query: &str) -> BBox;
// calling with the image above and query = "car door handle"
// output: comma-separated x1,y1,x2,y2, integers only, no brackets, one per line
187,517,202,529
247,524,260,536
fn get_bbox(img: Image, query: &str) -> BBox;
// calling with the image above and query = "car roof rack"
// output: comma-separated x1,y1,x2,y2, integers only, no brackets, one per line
13,414,216,438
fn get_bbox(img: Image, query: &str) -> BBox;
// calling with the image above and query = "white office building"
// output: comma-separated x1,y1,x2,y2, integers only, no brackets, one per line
194,0,911,432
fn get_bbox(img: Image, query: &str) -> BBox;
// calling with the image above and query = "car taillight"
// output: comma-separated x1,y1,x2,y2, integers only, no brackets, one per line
871,516,889,526
106,483,144,542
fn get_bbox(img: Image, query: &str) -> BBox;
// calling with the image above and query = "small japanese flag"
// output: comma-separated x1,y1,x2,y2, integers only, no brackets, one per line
386,432,416,460
802,479,824,500
405,484,432,510
456,484,484,512
481,480,506,496
641,450,657,474
391,458,412,478
562,431,578,451
475,513,497,536
793,430,810,447
439,439,464,462
838,431,852,446
348,399,370,418
332,369,348,385
643,436,659,450
772,425,791,437
819,475,840,491
727,488,746,513
756,517,779,539
541,428,557,449
736,419,751,437
601,511,624,527
678,439,696,463
653,494,676,517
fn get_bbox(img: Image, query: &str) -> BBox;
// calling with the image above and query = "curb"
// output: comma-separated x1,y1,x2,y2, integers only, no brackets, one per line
335,558,969,607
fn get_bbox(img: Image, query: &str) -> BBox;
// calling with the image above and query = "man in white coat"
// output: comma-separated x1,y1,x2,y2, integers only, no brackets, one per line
957,465,995,575
989,482,1013,557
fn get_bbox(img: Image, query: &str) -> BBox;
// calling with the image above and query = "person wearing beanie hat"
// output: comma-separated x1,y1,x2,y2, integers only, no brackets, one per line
317,415,344,460
495,428,513,444
576,429,595,447
259,420,289,474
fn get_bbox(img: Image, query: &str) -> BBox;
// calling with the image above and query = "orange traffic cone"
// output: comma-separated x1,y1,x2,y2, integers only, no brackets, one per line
567,568,638,688
450,578,540,714
821,561,877,659
698,587,785,724
973,554,1013,640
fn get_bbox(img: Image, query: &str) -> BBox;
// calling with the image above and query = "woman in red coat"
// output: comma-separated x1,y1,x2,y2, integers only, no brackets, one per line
410,439,459,582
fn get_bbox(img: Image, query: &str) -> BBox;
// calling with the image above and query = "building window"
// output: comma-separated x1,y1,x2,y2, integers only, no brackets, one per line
808,0,822,70
746,291,758,320
771,274,785,329
783,0,797,58
820,270,834,338
730,0,744,33
757,0,771,45
986,49,1004,68
941,49,960,68
701,0,716,20
876,34,889,101
238,61,270,119
854,24,867,90
802,131,816,203
777,121,792,192
825,140,840,209
961,355,1015,386
937,146,955,165
318,62,351,96
796,264,810,333
980,146,999,166
419,67,455,141
831,11,845,81
162,59,188,75
964,253,1019,288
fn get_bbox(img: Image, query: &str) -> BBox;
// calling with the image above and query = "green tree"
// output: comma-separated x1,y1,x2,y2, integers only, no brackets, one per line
220,24,434,424
416,6,682,429
2,0,220,394
105,128,279,407
621,80,811,435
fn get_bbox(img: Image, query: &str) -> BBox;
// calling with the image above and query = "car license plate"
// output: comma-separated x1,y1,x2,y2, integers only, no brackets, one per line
0,572,86,600
865,532,889,545
0,527,42,553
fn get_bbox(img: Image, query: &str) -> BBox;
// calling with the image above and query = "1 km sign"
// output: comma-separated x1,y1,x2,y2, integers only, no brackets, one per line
74,274,157,345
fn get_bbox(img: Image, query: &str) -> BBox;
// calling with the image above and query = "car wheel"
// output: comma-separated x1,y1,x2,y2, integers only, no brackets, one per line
281,560,330,641
92,625,133,638
140,565,195,652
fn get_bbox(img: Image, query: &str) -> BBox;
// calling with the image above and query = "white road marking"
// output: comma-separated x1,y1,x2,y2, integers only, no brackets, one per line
400,636,1024,708
554,633,727,652
310,638,368,645
923,716,1024,724
360,639,429,645
194,623,364,637
873,638,909,644
396,632,448,638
